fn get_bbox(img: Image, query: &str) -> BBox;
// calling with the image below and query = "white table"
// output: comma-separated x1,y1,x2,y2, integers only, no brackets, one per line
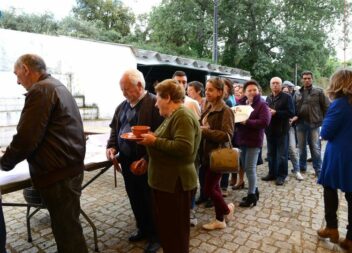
0,133,113,252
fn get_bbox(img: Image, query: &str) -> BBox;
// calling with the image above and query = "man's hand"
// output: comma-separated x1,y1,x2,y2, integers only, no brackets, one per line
290,116,298,125
106,148,117,160
106,148,121,173
269,108,276,115
130,158,148,175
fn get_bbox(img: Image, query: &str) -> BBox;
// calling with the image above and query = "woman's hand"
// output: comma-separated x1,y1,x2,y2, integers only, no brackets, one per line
240,120,247,125
138,133,157,146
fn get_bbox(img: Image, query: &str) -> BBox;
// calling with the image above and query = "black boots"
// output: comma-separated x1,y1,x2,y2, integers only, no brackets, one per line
242,188,259,201
239,193,257,207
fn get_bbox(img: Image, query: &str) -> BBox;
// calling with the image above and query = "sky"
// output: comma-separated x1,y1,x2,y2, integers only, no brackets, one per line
0,0,162,18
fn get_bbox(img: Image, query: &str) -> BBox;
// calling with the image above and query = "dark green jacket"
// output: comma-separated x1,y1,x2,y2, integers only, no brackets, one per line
147,106,201,193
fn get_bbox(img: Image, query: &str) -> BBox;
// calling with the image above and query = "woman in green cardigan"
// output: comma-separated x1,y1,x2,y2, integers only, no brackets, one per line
138,79,201,253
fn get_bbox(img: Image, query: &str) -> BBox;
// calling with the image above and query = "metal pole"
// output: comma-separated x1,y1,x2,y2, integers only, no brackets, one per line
213,0,218,64
295,63,298,86
343,0,347,67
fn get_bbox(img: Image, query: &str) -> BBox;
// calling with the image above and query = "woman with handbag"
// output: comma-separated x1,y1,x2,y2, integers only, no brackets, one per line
200,77,235,230
236,80,271,207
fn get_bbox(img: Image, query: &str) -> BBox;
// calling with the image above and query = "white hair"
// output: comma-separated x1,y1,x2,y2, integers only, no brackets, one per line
123,69,145,88
270,76,282,85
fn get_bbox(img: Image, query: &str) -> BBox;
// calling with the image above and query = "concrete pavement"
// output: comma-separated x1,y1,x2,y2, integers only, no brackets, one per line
2,146,348,253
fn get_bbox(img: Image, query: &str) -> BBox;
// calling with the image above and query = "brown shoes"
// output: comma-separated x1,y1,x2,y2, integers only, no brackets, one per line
317,227,339,243
340,238,352,252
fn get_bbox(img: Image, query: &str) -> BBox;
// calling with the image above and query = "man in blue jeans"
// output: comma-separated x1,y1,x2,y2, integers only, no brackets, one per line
291,71,330,177
263,77,294,185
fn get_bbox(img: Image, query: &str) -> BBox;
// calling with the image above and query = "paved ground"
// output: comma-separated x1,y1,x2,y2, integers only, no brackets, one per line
2,142,349,253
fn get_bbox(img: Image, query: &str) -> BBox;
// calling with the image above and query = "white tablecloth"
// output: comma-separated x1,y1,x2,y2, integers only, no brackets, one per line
0,133,110,193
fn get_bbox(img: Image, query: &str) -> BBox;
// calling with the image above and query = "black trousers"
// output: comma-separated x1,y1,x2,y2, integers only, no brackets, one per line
0,199,6,253
39,173,88,253
121,159,157,241
266,134,289,180
324,186,352,240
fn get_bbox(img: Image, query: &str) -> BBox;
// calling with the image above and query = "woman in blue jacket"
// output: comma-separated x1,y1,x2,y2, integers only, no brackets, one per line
317,68,352,252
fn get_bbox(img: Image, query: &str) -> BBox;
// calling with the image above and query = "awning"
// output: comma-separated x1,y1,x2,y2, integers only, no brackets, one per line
132,48,251,91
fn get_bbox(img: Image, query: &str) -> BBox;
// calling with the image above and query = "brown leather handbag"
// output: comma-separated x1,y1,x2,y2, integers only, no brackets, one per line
209,134,240,173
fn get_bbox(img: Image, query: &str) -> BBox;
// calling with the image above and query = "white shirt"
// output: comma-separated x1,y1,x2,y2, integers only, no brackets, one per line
184,96,201,120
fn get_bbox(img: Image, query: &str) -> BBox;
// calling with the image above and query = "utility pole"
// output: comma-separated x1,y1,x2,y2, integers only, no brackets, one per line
212,0,218,64
295,63,298,86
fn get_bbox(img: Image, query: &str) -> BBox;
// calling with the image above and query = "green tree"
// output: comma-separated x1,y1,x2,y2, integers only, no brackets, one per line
73,0,135,37
58,16,101,39
0,9,58,34
147,0,213,58
146,0,344,88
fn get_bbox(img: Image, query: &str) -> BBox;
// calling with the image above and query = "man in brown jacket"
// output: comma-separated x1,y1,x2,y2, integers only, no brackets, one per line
0,54,87,252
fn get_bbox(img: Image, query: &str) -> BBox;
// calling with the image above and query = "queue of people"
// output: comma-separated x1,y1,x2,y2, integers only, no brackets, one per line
0,53,351,253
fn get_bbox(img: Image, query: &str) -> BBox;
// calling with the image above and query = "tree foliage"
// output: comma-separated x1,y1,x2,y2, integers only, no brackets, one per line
72,0,135,37
0,0,348,87
0,9,58,34
147,0,213,58
146,0,345,87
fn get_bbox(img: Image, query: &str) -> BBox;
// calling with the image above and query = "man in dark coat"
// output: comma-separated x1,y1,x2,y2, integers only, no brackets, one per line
262,77,294,185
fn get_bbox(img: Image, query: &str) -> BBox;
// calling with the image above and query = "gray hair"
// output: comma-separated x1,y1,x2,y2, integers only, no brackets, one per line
270,77,282,85
124,69,145,88
283,80,295,87
15,54,47,73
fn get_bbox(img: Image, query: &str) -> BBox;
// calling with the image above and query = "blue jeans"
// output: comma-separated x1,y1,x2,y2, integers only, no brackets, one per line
296,123,322,174
198,165,207,201
288,126,300,172
0,199,6,253
266,134,289,180
240,147,260,195
220,173,229,190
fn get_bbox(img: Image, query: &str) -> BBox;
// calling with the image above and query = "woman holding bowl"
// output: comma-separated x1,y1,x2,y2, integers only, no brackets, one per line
138,79,201,253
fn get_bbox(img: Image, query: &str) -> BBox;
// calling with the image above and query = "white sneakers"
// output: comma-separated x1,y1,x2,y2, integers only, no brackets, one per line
202,202,234,230
190,209,197,227
202,219,226,230
225,203,234,222
295,171,304,181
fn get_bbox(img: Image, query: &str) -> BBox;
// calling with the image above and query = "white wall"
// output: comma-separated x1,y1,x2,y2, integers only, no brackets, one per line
0,28,136,119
